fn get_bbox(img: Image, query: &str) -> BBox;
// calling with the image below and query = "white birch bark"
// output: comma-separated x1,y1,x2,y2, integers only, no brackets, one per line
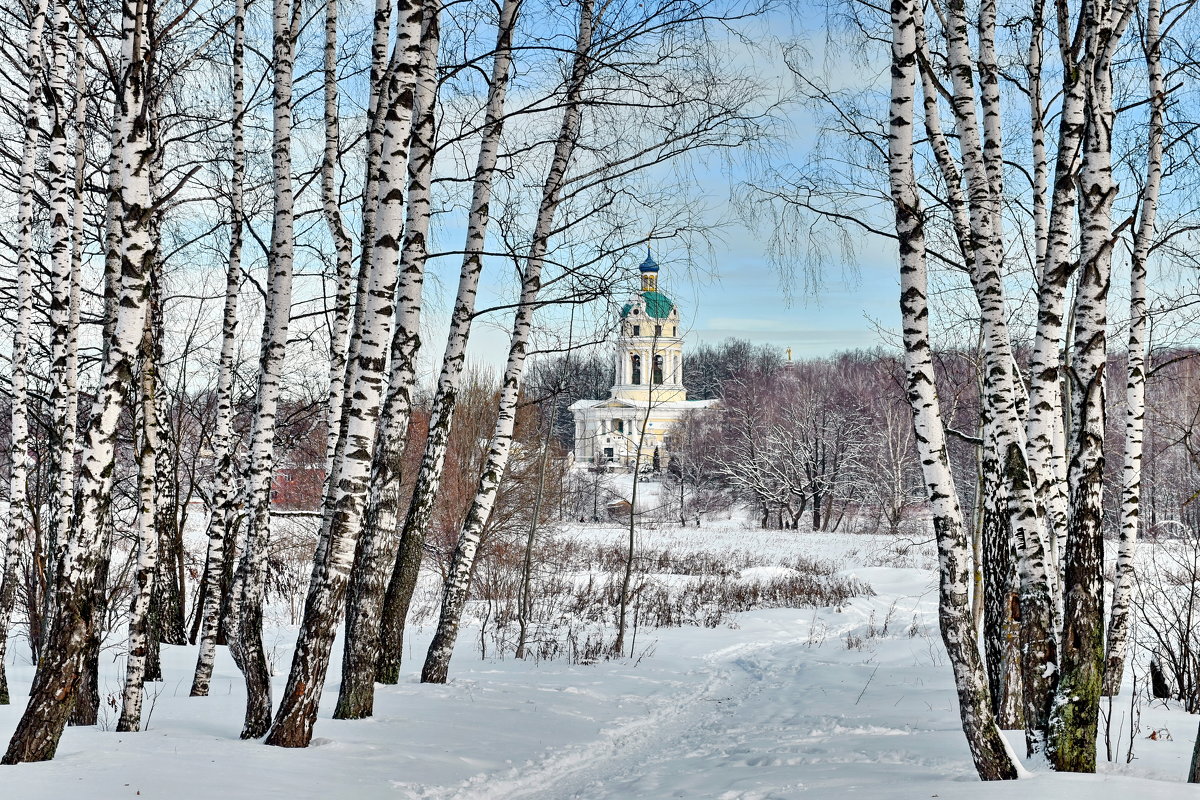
936,0,1058,751
976,0,1004,245
422,0,594,684
894,0,1017,779
376,0,521,684
191,0,246,698
64,21,84,547
0,0,48,708
64,39,95,721
46,0,77,590
1048,0,1135,772
334,0,439,719
1103,0,1161,697
306,0,395,585
915,63,970,259
2,0,156,760
263,0,427,749
1027,0,1048,270
1025,0,1088,579
228,0,302,740
151,281,186,648
321,0,356,474
357,0,394,289
117,313,162,733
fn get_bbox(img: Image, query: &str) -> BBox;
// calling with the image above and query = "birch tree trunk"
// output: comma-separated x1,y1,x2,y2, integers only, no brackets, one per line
64,19,84,568
263,0,427,749
894,0,1017,778
304,0,395,591
931,0,1058,752
64,29,91,723
1027,0,1048,270
981,431,1024,729
422,0,593,684
0,0,49,708
70,524,111,727
2,0,157,759
153,394,187,648
46,0,78,598
145,248,170,673
1103,0,1161,697
334,0,439,719
356,0,394,297
1048,0,1133,772
1025,0,1087,581
71,105,130,727
320,0,356,475
228,0,302,740
191,0,246,698
117,311,163,733
376,0,521,685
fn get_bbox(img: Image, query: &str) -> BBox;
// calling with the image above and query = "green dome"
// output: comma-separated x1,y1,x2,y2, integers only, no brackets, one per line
621,290,674,320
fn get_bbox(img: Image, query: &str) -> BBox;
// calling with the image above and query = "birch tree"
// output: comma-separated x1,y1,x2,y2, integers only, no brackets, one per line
1047,0,1134,772
922,1,1060,749
375,0,522,685
263,0,428,749
117,302,163,733
63,26,91,724
0,0,48,707
45,0,80,611
334,0,439,719
2,0,158,759
320,0,356,474
887,0,1017,777
1103,0,1166,696
1024,0,1087,579
228,0,303,739
421,0,595,684
190,0,247,698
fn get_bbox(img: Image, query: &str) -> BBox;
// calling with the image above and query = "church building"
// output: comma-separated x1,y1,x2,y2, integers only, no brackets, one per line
570,253,716,469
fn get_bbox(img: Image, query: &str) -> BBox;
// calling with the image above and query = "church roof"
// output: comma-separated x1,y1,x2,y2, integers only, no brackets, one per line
639,252,659,272
620,290,674,320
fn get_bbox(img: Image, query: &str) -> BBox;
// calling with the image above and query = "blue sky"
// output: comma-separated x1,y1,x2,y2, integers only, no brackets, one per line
413,4,905,375
403,0,1200,382
667,226,900,358
431,216,904,377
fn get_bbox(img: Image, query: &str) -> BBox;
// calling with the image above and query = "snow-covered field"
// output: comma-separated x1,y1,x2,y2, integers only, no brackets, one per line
1,521,1196,799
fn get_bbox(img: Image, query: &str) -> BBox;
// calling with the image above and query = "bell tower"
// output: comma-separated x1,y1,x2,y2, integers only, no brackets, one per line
612,251,686,403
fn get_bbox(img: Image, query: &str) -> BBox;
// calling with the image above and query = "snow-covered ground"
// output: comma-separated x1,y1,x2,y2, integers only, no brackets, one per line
1,522,1196,799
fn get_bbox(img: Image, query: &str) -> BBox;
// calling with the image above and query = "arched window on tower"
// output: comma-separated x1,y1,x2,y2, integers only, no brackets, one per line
631,354,642,385
653,354,664,385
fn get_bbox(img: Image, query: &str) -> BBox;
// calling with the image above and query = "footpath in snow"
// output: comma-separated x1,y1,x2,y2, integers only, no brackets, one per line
1,533,1196,799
